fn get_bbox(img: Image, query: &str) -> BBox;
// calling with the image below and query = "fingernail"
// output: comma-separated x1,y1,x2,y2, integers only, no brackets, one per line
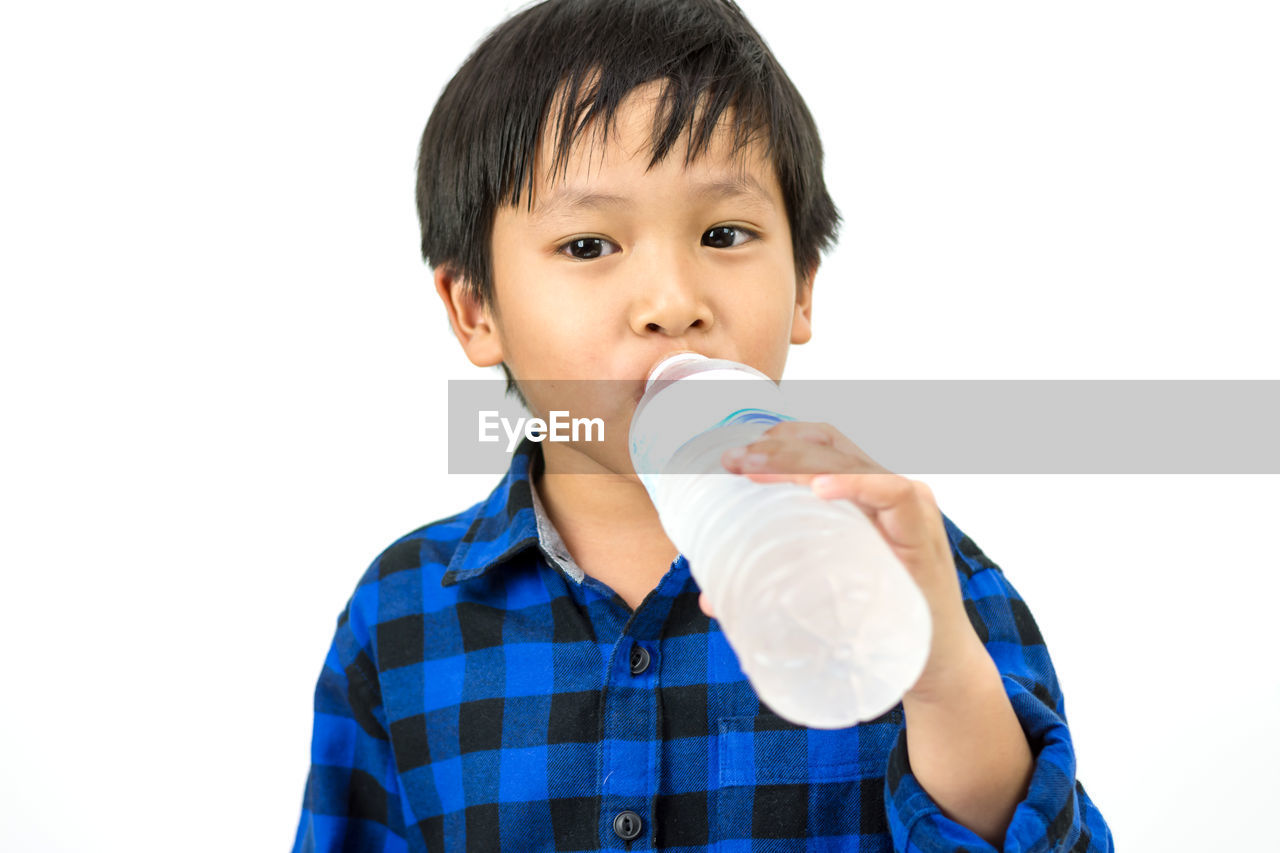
743,452,768,468
811,475,838,494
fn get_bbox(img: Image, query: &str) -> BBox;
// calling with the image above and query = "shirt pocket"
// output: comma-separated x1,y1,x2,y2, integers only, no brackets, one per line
717,707,899,787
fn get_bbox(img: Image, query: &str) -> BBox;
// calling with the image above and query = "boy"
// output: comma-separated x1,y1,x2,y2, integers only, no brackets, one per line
293,1,1112,850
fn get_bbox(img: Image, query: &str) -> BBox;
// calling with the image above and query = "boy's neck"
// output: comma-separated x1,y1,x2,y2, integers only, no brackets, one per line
533,443,679,610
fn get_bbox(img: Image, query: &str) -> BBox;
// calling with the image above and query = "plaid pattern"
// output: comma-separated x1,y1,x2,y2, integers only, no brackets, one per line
293,438,1112,851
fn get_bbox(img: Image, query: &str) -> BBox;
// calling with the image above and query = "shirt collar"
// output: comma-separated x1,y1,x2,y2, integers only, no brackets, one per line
442,437,587,586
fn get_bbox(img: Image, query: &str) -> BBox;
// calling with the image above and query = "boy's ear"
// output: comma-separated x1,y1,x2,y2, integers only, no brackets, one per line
433,265,505,367
790,262,818,345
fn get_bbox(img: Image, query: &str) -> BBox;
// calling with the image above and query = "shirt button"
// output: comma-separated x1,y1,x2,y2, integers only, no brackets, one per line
613,810,643,841
629,644,651,675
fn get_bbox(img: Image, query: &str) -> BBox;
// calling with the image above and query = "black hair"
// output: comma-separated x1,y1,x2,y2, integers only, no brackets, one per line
416,0,841,405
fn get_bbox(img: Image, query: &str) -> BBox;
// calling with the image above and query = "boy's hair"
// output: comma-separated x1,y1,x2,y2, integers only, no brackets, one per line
416,0,840,405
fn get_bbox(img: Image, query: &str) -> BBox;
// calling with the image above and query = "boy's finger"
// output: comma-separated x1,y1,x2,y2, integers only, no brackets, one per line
738,470,817,486
721,446,821,485
757,422,887,468
759,421,836,445
726,442,874,476
811,473,910,508
810,473,939,551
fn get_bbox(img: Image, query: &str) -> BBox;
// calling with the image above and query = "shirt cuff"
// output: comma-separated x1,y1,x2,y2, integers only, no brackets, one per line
884,675,1084,852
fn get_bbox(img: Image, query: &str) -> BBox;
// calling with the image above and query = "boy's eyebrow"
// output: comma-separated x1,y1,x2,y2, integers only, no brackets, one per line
529,173,775,223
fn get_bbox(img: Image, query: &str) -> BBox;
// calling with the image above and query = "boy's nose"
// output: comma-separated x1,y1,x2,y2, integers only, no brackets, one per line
629,256,714,337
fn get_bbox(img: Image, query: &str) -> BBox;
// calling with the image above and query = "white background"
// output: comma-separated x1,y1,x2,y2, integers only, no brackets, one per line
2,1,1277,850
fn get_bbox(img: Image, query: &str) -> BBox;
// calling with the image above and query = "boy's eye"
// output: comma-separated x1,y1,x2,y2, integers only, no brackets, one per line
702,225,756,249
559,237,619,260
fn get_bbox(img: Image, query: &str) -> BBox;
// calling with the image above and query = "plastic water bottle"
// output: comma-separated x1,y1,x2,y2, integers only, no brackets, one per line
629,353,932,728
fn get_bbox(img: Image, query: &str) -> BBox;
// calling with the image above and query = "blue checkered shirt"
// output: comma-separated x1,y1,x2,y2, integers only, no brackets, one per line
293,439,1113,851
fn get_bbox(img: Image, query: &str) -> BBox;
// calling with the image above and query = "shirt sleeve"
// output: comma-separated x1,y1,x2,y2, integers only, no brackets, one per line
883,514,1115,852
291,601,410,853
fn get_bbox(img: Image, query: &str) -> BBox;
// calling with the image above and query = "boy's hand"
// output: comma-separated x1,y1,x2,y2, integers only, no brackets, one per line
711,421,989,703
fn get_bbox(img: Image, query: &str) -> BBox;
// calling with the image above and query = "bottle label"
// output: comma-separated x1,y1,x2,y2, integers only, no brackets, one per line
714,408,795,429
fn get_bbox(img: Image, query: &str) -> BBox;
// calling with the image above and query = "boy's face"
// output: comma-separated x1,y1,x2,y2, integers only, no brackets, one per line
444,80,815,476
